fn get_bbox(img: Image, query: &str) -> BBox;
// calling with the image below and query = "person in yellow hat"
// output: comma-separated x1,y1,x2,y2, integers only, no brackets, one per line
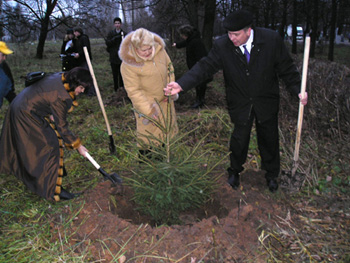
0,41,16,109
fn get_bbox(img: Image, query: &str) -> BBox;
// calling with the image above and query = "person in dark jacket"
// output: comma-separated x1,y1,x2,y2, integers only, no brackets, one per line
60,28,78,71
172,25,211,108
105,17,127,92
73,27,95,96
0,67,93,201
165,9,308,192
74,27,92,68
0,41,16,109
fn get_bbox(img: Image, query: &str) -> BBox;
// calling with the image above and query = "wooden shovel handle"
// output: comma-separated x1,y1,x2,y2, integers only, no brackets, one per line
293,37,310,163
85,152,100,170
83,46,113,136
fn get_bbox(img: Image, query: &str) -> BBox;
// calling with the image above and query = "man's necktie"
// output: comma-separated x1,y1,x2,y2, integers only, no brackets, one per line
243,45,250,63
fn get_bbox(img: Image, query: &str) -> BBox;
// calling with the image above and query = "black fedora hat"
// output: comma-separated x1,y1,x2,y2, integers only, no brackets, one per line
223,10,253,31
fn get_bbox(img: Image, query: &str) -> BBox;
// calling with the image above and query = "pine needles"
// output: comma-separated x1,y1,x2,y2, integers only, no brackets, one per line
121,99,228,225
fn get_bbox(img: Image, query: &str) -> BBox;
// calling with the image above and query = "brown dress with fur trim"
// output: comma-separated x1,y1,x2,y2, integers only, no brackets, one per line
0,73,81,201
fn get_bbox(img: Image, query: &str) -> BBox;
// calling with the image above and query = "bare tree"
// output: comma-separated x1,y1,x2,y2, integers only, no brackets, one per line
291,0,298,54
328,0,337,61
6,0,119,58
75,0,119,38
10,0,60,58
2,0,346,63
1,2,34,42
202,0,216,50
336,0,347,36
310,0,319,58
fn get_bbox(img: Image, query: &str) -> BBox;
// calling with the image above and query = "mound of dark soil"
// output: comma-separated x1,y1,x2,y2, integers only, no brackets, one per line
59,170,291,262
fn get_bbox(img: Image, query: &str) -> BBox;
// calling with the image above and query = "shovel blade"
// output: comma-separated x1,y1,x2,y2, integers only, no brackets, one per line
98,168,122,185
109,173,123,185
280,170,306,193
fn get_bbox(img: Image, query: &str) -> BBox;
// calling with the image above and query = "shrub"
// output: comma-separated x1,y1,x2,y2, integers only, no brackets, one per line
121,99,228,225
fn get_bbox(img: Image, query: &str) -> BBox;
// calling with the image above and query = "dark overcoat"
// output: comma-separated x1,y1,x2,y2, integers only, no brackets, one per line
60,38,78,71
177,27,301,125
105,29,126,64
2,61,16,102
175,29,208,69
76,34,92,65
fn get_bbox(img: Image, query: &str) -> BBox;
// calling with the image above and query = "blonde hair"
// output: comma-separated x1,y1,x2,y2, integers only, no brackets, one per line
131,28,155,49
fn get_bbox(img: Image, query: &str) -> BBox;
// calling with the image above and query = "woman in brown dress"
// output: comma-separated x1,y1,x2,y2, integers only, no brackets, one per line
0,67,93,201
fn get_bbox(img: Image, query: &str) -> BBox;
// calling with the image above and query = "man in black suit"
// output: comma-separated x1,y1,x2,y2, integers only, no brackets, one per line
105,17,127,92
164,9,308,192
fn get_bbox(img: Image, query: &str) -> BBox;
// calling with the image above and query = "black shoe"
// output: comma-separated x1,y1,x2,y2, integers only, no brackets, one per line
228,169,240,189
267,179,278,193
59,187,79,200
191,101,204,109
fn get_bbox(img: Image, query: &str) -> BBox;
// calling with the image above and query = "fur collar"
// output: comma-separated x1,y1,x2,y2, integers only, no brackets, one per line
119,31,166,67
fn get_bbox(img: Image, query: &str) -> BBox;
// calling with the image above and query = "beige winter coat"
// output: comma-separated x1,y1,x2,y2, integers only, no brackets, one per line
119,31,178,146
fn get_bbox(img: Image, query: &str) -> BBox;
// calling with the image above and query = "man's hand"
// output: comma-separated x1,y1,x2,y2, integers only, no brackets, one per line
164,82,183,96
298,92,308,105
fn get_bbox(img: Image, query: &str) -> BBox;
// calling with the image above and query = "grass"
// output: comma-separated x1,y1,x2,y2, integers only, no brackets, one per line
287,40,350,68
313,42,350,68
1,38,350,262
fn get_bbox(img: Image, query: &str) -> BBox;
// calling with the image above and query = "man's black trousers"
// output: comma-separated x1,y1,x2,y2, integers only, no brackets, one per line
229,110,280,180
111,63,123,91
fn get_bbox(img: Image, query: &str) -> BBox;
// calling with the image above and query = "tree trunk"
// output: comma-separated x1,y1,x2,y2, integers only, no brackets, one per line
310,0,319,58
35,0,57,59
120,0,127,30
292,0,297,54
186,0,199,29
36,22,49,59
328,0,337,61
279,0,288,39
270,0,276,30
202,0,216,51
337,0,346,35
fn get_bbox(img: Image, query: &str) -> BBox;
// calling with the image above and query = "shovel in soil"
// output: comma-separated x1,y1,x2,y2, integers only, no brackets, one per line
85,152,123,186
281,36,310,192
83,47,116,154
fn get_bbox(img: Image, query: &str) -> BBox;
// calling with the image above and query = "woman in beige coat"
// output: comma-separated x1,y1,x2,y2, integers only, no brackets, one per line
119,28,178,154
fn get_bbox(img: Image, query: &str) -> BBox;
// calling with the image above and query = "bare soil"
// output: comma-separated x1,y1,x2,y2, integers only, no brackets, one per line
55,83,349,262
66,170,288,262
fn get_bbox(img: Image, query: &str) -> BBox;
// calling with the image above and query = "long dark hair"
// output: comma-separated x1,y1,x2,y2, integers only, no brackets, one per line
64,67,93,93
178,25,195,38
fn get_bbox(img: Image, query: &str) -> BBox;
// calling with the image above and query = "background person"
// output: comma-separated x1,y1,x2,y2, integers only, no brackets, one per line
119,28,178,156
172,25,211,108
0,67,93,201
0,41,16,109
60,28,78,71
105,17,127,92
73,27,95,96
73,27,91,69
165,9,308,192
